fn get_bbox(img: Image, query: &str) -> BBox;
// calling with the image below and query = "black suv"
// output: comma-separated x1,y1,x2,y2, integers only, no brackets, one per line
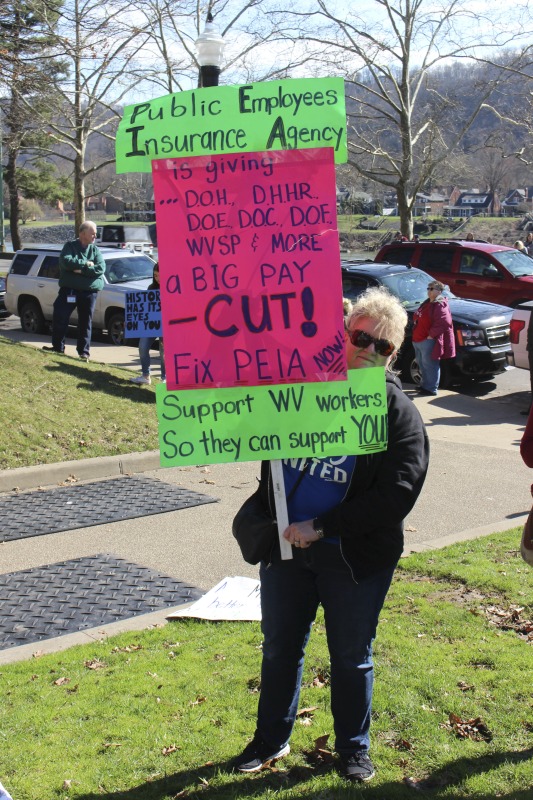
341,261,512,386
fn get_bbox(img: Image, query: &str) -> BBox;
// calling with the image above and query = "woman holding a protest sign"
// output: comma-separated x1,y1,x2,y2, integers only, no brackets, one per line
130,263,165,385
234,286,429,782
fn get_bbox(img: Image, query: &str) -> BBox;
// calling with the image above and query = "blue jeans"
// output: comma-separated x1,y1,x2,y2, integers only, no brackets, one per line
139,337,165,379
257,544,395,755
413,339,440,394
52,287,97,356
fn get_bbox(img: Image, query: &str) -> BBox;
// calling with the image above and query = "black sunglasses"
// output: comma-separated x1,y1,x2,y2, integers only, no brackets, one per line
348,328,395,357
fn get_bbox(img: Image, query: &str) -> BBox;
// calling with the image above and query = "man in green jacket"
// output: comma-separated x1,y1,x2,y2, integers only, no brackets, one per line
43,221,105,360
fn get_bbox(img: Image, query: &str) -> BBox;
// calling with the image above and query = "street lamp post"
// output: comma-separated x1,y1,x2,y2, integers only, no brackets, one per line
0,108,5,252
195,12,225,88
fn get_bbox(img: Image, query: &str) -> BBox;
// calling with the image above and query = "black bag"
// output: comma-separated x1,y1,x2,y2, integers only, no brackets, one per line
232,462,310,565
232,489,278,565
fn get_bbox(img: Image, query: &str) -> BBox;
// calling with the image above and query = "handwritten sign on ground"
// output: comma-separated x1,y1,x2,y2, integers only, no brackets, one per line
168,576,261,621
125,289,161,338
156,367,387,467
152,147,345,390
116,78,346,173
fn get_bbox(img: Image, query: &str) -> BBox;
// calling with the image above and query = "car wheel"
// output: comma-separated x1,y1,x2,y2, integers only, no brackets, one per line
20,300,46,334
107,312,125,345
401,346,421,386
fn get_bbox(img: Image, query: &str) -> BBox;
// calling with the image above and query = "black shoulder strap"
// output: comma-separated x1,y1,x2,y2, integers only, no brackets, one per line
286,459,311,501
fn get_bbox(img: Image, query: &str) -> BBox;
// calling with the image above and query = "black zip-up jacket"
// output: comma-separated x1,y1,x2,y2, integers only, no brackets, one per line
259,375,429,579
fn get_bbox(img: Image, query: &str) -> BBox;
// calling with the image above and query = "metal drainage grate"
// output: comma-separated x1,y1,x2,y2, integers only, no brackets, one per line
0,475,217,543
0,554,204,650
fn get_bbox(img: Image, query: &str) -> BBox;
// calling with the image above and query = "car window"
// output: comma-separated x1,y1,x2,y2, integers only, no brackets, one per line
493,249,533,277
123,226,151,242
102,227,124,243
459,252,496,276
105,256,155,284
381,268,455,307
418,248,453,273
380,246,415,264
341,276,374,301
38,256,60,279
10,253,37,275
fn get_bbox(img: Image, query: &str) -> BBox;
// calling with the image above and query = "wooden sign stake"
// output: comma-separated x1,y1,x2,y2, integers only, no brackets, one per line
270,459,293,560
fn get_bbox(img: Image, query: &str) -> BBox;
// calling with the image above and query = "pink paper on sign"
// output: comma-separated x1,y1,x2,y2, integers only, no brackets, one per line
152,148,346,390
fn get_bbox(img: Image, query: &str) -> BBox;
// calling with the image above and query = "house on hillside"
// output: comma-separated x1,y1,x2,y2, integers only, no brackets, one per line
444,189,501,217
85,194,124,214
414,191,447,215
501,188,533,216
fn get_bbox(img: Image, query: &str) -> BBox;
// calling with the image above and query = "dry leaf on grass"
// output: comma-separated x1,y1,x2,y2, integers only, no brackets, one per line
84,659,107,670
303,733,335,765
103,742,122,748
162,744,180,756
53,676,70,686
457,681,474,692
297,706,318,726
297,706,318,716
443,713,493,742
190,695,207,706
311,669,330,688
389,738,413,751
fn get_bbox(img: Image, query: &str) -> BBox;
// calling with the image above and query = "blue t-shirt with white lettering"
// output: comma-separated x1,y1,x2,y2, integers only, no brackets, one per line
283,456,356,542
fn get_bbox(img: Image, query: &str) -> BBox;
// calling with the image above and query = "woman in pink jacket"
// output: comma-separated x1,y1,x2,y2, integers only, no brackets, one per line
412,280,455,396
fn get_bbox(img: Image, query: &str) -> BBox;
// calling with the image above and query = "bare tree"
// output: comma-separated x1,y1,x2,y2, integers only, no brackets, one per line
128,0,314,94
269,0,532,237
29,0,151,233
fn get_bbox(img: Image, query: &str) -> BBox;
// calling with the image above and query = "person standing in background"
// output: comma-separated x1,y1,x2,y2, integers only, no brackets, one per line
130,262,165,385
412,280,455,396
43,221,105,361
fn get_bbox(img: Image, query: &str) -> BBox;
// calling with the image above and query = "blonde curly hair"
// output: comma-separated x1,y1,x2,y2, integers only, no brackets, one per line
347,286,408,353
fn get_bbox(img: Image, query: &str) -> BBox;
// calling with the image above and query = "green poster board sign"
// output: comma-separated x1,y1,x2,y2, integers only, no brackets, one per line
156,368,387,467
116,77,347,173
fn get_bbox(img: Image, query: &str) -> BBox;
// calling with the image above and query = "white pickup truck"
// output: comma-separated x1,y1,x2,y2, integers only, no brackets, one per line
510,301,533,369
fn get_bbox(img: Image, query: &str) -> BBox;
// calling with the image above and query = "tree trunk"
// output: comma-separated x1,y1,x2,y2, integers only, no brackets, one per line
396,185,413,240
5,149,21,252
74,150,85,235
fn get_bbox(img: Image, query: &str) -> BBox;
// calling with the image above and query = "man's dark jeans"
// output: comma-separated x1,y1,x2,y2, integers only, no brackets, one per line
257,544,395,756
51,287,98,356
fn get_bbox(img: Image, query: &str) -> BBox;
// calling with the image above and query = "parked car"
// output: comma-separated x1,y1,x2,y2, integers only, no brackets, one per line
4,246,155,345
341,260,512,386
509,301,533,370
0,275,9,318
375,239,533,307
96,223,156,255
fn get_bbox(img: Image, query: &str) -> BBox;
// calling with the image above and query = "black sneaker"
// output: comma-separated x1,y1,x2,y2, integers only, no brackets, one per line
234,734,290,772
42,346,63,354
339,751,375,782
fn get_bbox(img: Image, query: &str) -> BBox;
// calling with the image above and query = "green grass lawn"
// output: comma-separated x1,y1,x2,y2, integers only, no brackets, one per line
0,531,531,799
0,338,159,470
